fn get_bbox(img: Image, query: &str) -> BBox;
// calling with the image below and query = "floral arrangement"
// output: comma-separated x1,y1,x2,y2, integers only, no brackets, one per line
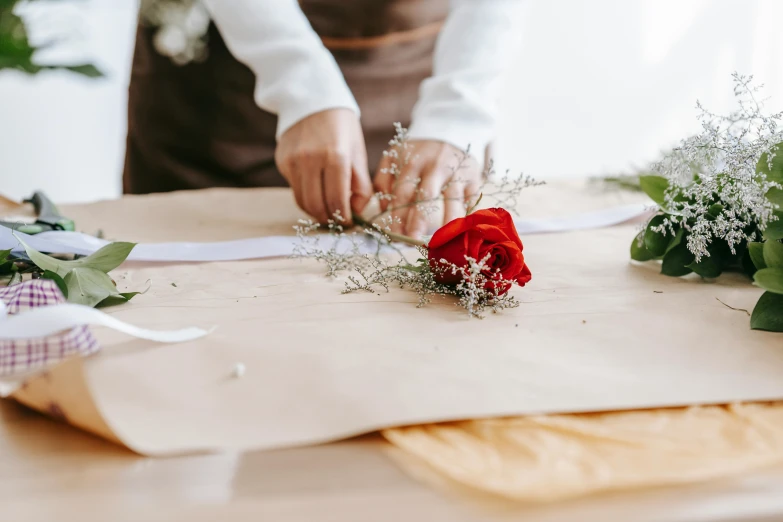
630,74,783,332
295,125,540,318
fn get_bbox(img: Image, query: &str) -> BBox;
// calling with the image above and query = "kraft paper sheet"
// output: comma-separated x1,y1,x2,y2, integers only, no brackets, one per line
4,182,783,502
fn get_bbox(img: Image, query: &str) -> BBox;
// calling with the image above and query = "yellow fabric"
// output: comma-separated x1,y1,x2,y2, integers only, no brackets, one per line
382,403,783,502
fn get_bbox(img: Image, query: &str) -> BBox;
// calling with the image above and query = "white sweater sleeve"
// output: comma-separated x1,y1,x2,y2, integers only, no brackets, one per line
407,0,527,167
201,0,360,139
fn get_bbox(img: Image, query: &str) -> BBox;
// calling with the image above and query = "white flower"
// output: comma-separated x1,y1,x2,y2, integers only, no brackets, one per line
153,24,188,57
141,0,210,65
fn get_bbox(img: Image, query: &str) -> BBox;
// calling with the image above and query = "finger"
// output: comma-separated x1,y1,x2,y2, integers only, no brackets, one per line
373,153,395,213
389,163,421,234
323,152,352,225
443,176,465,224
404,169,442,239
300,161,328,224
351,147,373,216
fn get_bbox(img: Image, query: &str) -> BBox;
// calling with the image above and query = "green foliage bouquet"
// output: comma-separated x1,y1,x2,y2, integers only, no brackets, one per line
631,74,783,332
0,0,102,77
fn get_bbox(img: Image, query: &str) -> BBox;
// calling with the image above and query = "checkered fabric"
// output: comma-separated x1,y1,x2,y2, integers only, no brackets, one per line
0,279,99,376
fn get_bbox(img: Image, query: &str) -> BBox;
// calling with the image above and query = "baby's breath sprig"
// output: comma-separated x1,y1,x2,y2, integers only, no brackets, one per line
293,214,520,318
367,124,543,227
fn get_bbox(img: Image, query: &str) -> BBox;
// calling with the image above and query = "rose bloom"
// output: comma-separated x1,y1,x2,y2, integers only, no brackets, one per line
426,208,531,294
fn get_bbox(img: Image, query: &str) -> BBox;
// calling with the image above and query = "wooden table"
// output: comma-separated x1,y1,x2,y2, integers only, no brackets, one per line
4,399,783,522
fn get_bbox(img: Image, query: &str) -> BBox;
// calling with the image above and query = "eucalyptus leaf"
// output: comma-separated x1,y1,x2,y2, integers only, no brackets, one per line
97,292,140,308
750,291,783,332
639,175,669,206
643,215,671,256
630,231,655,261
661,237,695,277
63,267,121,307
757,147,783,184
18,237,135,277
748,242,767,271
764,211,783,241
754,267,783,294
741,247,757,278
763,240,783,268
41,270,68,298
767,187,783,207
687,255,721,279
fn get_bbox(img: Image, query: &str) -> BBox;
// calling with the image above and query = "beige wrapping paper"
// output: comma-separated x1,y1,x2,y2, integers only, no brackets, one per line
4,182,783,501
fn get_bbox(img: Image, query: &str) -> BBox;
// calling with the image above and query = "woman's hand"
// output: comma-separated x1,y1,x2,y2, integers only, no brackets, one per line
373,140,482,239
275,109,373,225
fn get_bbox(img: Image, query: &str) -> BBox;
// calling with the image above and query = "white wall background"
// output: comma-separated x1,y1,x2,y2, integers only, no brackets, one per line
2,0,783,203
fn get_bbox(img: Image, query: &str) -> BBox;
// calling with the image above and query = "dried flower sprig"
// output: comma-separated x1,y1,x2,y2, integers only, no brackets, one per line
293,218,521,318
366,124,543,231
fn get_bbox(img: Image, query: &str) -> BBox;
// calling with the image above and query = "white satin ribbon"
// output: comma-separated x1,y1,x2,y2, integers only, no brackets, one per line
0,302,212,342
0,204,649,263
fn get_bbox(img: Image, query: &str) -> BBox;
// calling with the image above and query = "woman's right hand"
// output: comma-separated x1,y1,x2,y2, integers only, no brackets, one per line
275,108,373,225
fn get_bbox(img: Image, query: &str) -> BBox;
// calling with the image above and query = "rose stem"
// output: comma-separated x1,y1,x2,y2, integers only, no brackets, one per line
351,214,427,248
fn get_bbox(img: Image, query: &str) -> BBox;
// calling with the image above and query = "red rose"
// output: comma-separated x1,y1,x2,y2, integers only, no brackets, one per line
427,208,531,294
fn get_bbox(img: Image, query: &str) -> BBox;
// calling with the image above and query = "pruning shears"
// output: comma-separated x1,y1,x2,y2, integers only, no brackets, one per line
0,191,75,235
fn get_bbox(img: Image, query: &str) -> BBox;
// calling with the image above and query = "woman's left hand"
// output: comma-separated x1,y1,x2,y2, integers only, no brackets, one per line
373,140,483,239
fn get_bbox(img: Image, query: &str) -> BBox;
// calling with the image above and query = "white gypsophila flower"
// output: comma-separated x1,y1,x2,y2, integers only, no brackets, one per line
140,0,210,65
154,24,188,56
651,73,783,261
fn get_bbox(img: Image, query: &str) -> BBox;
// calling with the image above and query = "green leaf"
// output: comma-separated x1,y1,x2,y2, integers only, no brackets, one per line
687,255,721,279
741,247,758,278
18,238,135,277
767,187,783,208
644,215,671,256
63,267,121,307
0,249,10,264
754,267,783,294
97,292,139,308
757,146,783,184
764,211,783,241
41,270,68,298
639,175,669,206
707,203,724,218
661,235,695,277
751,291,783,332
61,64,104,78
630,231,655,261
763,240,783,268
748,242,767,270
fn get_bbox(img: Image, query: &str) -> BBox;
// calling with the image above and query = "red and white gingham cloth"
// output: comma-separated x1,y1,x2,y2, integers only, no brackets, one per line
0,279,99,376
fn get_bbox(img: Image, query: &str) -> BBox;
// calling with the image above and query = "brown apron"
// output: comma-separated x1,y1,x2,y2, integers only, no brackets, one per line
123,0,449,194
